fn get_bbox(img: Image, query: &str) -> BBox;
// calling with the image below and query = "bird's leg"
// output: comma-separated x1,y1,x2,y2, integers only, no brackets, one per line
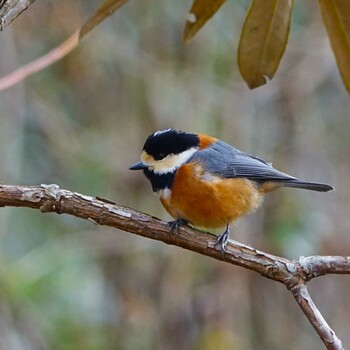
213,224,252,256
214,223,230,255
167,219,188,238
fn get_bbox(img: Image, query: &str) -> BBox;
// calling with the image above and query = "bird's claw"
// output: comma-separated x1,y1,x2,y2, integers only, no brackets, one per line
167,219,188,239
213,224,230,258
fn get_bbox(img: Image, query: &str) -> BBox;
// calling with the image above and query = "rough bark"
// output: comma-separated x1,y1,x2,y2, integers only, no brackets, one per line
0,0,36,30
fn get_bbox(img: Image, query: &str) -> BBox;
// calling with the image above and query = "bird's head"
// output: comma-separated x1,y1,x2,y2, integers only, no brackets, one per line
129,129,199,175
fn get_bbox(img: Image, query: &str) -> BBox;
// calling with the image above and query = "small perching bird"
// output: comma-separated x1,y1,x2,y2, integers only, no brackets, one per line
130,129,334,252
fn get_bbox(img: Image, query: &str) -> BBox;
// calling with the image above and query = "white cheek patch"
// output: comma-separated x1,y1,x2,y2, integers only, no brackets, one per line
152,147,198,175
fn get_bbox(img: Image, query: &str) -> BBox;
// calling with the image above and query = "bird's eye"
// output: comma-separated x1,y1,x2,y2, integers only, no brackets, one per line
158,153,166,160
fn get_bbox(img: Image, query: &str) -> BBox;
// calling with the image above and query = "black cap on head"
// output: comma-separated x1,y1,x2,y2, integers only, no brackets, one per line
143,129,199,160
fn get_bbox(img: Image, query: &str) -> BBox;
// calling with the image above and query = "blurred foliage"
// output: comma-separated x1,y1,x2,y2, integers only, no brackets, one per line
3,1,350,93
0,0,349,349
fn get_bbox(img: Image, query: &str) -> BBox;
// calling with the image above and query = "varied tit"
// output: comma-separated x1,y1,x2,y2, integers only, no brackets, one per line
130,129,334,252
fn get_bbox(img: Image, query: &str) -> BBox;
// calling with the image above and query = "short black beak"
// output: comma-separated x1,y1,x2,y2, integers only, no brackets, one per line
129,161,147,170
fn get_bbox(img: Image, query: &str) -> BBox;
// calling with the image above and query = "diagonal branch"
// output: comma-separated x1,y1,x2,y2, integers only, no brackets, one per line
0,184,346,350
291,284,343,350
0,0,37,30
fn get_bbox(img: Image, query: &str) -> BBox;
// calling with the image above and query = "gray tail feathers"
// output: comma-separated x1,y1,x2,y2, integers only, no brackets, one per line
280,180,334,192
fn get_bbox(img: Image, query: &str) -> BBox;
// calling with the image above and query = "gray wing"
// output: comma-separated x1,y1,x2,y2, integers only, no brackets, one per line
189,140,297,182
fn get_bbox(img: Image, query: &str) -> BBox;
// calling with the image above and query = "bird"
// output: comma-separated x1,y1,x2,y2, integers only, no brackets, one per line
130,128,334,253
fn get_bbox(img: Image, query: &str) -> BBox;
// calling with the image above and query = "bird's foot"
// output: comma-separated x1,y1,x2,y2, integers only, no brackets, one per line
214,224,230,257
212,225,252,257
167,219,188,239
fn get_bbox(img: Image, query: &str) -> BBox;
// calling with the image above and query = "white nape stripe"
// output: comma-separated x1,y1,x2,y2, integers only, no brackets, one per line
153,129,173,136
152,147,198,175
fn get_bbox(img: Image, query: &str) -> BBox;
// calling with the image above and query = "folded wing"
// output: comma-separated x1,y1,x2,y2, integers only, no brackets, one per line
189,141,333,192
190,140,295,182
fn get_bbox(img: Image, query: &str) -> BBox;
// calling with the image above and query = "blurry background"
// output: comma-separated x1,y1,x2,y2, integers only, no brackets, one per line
0,1,349,349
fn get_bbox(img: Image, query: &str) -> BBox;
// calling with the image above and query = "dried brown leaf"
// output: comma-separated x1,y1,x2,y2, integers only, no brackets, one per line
238,0,294,89
319,0,350,93
80,0,129,38
183,0,227,43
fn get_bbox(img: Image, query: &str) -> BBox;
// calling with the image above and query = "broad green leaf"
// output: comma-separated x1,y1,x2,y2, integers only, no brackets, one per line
238,0,294,89
319,0,350,93
183,0,227,43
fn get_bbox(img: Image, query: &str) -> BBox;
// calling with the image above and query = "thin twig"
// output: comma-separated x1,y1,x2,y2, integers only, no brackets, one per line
0,184,347,350
0,0,129,91
0,32,80,90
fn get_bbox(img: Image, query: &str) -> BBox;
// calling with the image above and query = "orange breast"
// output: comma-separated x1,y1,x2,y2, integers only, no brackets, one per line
160,162,264,229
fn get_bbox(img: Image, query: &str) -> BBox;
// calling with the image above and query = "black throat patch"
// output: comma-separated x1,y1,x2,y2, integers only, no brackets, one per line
143,169,176,192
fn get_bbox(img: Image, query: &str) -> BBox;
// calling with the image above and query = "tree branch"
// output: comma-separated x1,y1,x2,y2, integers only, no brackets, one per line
0,184,347,350
291,284,343,350
0,0,36,31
